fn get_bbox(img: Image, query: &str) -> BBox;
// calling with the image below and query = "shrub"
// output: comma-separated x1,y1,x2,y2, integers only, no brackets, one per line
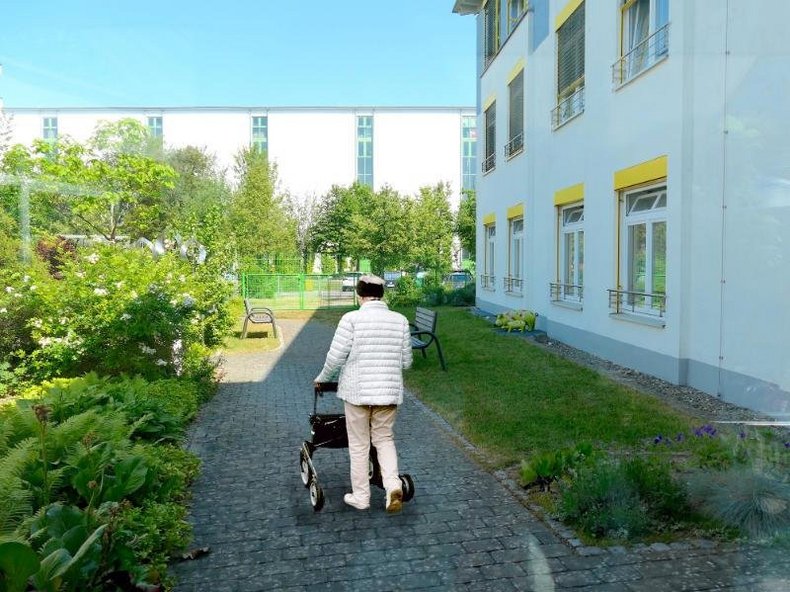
386,275,422,307
495,309,538,332
445,283,475,306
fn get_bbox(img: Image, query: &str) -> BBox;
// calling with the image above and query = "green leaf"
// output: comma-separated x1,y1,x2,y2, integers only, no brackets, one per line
100,456,148,503
0,541,40,592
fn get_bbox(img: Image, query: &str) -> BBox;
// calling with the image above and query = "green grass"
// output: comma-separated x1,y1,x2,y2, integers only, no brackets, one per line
402,307,698,468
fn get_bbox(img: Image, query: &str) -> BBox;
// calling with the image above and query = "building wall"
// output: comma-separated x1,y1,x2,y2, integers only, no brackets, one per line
467,0,790,418
4,106,475,210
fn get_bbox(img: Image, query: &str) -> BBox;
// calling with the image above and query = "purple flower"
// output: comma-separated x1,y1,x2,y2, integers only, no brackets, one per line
784,442,790,449
654,435,664,445
676,433,685,442
738,431,746,440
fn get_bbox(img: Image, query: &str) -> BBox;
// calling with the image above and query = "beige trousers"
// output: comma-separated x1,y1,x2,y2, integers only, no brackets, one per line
344,402,400,502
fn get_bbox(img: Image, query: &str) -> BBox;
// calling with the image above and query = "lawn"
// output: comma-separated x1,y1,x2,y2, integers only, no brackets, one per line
401,307,697,468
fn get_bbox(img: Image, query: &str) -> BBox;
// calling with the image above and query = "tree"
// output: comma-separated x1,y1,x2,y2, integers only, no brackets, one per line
455,189,476,260
0,119,176,241
229,147,297,267
308,183,371,269
410,182,454,276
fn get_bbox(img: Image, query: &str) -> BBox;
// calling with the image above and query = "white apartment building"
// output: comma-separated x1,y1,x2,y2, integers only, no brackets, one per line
453,0,790,418
4,106,477,211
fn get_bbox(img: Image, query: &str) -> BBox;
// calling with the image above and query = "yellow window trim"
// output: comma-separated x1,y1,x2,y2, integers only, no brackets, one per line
614,156,668,189
483,94,496,112
483,212,496,225
507,203,524,219
554,183,584,206
555,0,584,30
506,58,525,85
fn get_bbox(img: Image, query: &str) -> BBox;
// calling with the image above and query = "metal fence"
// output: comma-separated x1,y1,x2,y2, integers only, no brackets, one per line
240,273,360,310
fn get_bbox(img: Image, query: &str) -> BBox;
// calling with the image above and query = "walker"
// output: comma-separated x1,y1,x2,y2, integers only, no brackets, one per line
298,382,415,511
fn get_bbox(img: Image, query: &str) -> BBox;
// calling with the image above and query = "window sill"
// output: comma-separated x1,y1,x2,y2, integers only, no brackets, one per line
481,286,496,293
505,290,523,297
482,166,496,176
609,312,666,328
551,300,583,311
613,54,668,91
552,108,584,131
505,147,524,162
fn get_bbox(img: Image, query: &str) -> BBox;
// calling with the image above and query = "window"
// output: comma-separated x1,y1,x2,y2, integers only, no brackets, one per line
618,185,666,314
506,70,524,158
251,115,268,154
483,0,500,67
614,0,670,85
559,205,584,302
43,117,58,141
147,116,163,138
483,223,496,289
552,2,585,129
483,102,496,173
506,217,523,293
461,115,477,191
508,0,527,33
356,115,373,187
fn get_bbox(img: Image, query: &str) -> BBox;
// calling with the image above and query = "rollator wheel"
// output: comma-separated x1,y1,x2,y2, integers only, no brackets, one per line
309,478,324,512
299,449,311,487
400,474,415,502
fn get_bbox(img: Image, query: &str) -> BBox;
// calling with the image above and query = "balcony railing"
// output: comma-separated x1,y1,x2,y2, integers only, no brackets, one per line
608,288,666,318
482,153,496,174
551,85,585,130
504,133,524,158
612,23,670,87
480,274,496,290
550,282,583,302
504,276,523,293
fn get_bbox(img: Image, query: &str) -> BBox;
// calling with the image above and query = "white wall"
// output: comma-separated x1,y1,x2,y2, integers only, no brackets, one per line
4,107,474,211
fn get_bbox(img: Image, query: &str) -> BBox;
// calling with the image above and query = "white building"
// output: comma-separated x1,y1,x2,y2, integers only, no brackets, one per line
4,106,477,211
453,0,790,418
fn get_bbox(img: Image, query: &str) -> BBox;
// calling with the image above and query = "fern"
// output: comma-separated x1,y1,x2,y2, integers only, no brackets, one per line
0,439,36,535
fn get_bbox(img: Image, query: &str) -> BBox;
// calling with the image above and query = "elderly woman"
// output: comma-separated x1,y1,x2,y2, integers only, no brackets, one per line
314,274,413,512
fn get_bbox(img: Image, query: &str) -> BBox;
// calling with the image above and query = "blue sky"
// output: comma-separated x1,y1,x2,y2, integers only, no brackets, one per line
0,1,477,108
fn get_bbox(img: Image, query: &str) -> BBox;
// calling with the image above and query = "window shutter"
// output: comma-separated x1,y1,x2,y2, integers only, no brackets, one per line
557,2,585,98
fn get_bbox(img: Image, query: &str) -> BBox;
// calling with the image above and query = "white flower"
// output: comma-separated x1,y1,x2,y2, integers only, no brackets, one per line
155,359,168,366
178,275,186,283
31,318,43,328
120,313,131,321
75,271,86,279
130,290,138,299
93,288,108,296
85,253,100,264
59,317,68,325
181,294,195,308
29,285,36,291
39,337,53,347
13,293,22,299
22,275,30,283
0,308,7,314
139,344,156,355
5,286,13,293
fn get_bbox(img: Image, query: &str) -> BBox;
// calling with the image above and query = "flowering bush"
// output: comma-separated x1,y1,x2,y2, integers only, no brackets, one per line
3,244,232,385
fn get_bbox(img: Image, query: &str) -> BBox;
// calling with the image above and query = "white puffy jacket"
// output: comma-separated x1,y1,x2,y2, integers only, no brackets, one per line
315,300,413,406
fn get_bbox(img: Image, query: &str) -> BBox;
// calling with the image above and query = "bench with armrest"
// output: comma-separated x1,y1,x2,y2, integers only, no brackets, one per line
409,307,447,371
242,298,278,339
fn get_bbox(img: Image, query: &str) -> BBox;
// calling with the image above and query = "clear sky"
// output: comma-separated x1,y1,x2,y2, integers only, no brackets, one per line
0,1,477,108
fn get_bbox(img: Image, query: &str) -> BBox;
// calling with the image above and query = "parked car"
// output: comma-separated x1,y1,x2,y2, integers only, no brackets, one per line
383,271,404,289
443,270,474,290
341,275,357,292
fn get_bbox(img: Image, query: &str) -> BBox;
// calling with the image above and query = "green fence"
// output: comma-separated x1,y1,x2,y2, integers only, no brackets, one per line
240,273,360,310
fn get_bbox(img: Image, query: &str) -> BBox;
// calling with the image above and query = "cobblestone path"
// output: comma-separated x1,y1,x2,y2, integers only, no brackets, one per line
172,318,789,591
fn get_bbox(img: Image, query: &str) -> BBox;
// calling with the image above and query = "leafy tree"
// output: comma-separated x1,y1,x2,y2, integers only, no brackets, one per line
455,189,476,260
0,120,176,241
309,183,371,269
228,147,297,267
410,182,454,276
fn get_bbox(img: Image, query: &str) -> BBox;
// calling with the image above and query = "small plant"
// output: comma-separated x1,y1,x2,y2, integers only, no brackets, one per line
520,442,594,491
495,309,538,332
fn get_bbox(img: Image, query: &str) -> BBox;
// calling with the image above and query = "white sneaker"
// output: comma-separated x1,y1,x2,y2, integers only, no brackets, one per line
385,488,403,513
343,493,369,510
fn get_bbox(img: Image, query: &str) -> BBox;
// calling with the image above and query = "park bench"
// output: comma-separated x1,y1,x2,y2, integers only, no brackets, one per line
241,298,278,339
410,307,447,371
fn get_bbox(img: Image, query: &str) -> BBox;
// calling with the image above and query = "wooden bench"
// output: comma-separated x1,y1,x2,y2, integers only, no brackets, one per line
241,299,277,339
410,307,447,371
